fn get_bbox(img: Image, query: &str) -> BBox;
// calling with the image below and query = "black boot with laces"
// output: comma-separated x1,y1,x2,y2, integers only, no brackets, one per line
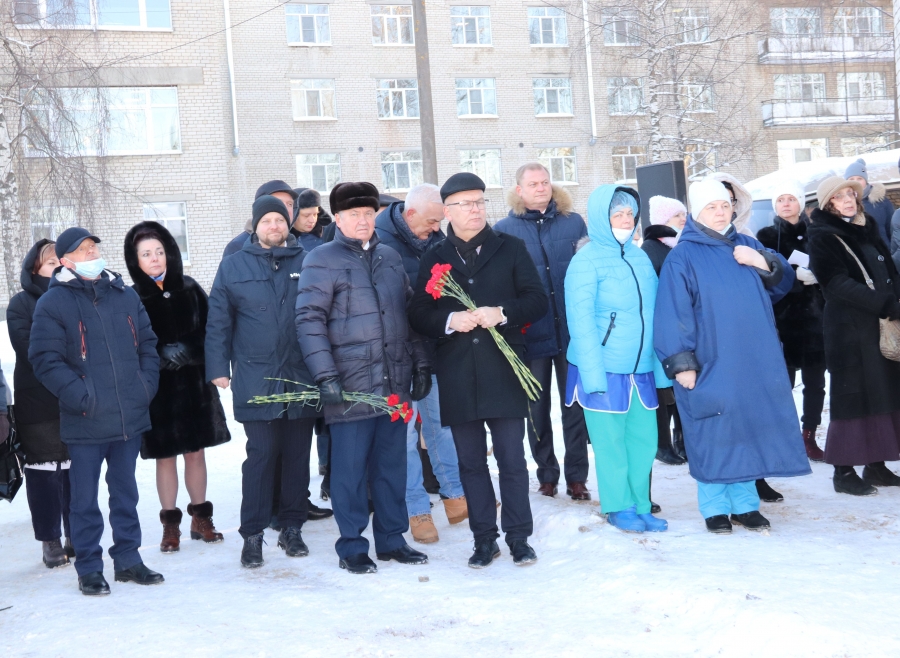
241,532,265,568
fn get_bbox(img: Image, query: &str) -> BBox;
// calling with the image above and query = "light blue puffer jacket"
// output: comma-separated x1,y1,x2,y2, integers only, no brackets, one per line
564,185,670,394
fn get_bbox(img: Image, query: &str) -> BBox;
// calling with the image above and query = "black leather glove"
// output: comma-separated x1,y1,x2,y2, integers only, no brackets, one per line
158,343,191,370
318,376,344,405
410,368,433,402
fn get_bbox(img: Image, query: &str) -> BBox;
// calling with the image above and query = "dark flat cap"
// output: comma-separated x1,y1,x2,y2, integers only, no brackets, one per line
440,172,486,202
55,227,101,259
330,182,380,215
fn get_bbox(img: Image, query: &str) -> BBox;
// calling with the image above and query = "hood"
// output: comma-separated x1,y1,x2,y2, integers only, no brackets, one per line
51,265,125,291
867,181,887,204
506,184,574,217
677,214,736,248
20,238,54,298
709,172,753,236
124,221,185,298
375,201,405,237
643,224,678,242
586,184,641,250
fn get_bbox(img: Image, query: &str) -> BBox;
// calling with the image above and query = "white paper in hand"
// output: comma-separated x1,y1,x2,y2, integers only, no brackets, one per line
788,250,810,268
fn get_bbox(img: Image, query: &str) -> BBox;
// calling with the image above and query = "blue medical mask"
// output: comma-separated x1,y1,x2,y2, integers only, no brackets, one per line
72,258,106,279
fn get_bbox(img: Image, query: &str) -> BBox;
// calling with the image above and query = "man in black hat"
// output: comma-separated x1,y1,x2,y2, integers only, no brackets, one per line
409,173,548,569
222,180,299,258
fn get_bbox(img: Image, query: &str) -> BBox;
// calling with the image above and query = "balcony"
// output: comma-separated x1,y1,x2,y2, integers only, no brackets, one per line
762,98,895,127
758,33,893,64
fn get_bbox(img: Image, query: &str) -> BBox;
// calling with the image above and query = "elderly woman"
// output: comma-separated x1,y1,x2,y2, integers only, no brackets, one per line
807,177,900,495
654,178,811,534
565,186,670,533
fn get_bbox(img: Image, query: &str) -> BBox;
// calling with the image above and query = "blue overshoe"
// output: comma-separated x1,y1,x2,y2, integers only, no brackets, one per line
606,506,646,533
637,513,668,532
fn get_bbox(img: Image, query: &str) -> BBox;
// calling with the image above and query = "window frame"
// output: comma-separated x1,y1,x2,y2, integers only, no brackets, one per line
29,203,76,244
296,153,342,193
684,143,716,180
611,145,646,183
769,7,822,36
371,4,414,46
459,148,502,188
450,6,492,46
290,79,337,121
381,150,424,192
602,9,640,46
528,7,568,47
15,0,173,31
533,78,573,117
838,71,887,100
142,201,191,264
840,135,890,157
678,79,715,113
538,147,577,185
607,77,645,115
285,4,331,46
456,78,498,118
833,6,884,35
773,73,826,102
673,7,709,44
376,78,419,120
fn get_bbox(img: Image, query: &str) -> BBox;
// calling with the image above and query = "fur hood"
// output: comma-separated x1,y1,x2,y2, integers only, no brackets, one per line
506,184,574,217
709,172,754,236
868,181,887,204
124,220,185,298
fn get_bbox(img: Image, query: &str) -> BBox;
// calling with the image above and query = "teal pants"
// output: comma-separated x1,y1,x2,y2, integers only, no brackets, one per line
696,481,759,519
583,390,657,515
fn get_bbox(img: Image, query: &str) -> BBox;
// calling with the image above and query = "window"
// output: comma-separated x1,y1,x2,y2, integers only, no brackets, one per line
602,9,640,45
371,5,413,45
296,153,342,192
838,72,886,100
291,79,336,120
834,7,884,35
456,79,497,117
376,79,419,119
451,6,491,45
684,144,716,180
16,0,172,29
773,74,825,102
673,8,708,43
30,203,76,243
533,78,573,116
611,145,646,182
678,79,714,113
460,149,502,187
381,151,423,191
143,202,190,261
607,77,644,115
285,4,330,45
840,135,890,156
528,7,567,46
538,147,576,184
769,8,821,36
776,138,828,169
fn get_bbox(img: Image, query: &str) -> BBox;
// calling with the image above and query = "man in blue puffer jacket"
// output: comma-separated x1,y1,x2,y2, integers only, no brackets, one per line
494,162,590,500
30,228,162,596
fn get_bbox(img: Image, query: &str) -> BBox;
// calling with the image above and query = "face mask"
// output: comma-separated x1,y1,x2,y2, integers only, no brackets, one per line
611,227,633,244
717,223,733,236
72,258,106,279
673,226,682,235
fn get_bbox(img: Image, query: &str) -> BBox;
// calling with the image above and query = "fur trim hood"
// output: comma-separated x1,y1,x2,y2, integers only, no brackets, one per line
124,220,185,298
507,184,574,217
709,172,754,236
868,181,887,204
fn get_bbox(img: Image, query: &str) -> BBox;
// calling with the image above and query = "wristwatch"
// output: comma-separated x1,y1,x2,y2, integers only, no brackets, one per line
498,306,507,323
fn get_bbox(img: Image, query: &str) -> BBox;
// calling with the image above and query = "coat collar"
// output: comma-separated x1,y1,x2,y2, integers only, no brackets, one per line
437,227,503,277
334,225,381,253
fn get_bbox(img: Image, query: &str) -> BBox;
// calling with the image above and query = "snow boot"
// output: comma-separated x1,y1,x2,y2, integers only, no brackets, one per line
802,427,825,462
606,506,646,533
240,532,265,568
64,537,75,559
42,539,69,568
637,513,668,532
376,543,428,565
755,479,784,503
277,526,309,557
537,482,558,497
863,462,900,487
410,514,439,544
833,466,877,496
339,553,378,574
730,511,771,531
442,496,468,524
509,539,537,566
705,515,732,534
566,482,591,501
673,429,687,462
656,434,686,465
188,501,224,543
468,538,501,569
159,508,182,553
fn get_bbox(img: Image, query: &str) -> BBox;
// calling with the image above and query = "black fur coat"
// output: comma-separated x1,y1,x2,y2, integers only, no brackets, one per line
124,221,230,459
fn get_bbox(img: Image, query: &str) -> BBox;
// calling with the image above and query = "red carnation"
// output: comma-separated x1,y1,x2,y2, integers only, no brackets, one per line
400,402,409,415
391,410,401,422
387,393,400,407
416,412,422,424
521,323,532,335
403,409,414,423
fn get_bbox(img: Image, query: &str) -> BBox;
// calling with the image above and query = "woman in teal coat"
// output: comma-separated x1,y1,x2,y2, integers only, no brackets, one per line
564,186,671,533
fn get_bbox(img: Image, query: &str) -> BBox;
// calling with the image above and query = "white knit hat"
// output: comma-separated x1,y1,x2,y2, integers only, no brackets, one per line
688,178,730,216
770,179,806,213
648,196,687,226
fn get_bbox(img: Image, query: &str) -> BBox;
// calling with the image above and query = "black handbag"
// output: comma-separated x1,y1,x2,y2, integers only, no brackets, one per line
0,406,23,502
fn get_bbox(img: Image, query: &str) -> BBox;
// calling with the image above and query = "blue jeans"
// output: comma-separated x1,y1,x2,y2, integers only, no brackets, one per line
406,375,464,517
697,480,760,519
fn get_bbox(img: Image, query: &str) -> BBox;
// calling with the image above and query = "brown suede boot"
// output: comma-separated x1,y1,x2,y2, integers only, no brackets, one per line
188,501,224,543
159,508,183,553
410,514,439,544
803,428,825,462
442,496,469,525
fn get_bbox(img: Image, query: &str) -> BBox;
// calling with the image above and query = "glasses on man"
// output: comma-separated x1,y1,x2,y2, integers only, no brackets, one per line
831,190,857,202
445,199,491,212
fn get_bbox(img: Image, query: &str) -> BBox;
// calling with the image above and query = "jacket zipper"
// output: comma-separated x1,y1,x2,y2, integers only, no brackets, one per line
367,253,393,395
536,218,563,349
78,321,87,361
620,243,645,373
601,312,617,346
127,315,138,351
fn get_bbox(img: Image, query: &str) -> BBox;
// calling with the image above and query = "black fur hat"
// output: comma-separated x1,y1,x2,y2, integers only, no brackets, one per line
329,182,380,215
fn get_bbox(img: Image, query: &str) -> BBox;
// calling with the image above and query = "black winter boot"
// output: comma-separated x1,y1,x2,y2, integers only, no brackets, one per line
241,532,265,568
509,539,537,566
755,479,784,503
277,527,309,557
114,562,164,585
704,515,732,534
64,537,75,559
673,429,687,462
730,511,771,531
833,466,877,496
862,462,900,487
468,539,501,569
42,539,69,568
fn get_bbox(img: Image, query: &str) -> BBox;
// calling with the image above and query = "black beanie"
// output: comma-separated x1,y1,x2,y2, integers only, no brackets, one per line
330,181,380,215
255,180,298,201
252,195,291,232
440,172,486,202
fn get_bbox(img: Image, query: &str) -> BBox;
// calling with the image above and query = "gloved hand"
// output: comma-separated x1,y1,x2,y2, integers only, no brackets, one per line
159,343,191,370
795,267,817,286
0,412,9,440
410,368,433,401
318,377,344,405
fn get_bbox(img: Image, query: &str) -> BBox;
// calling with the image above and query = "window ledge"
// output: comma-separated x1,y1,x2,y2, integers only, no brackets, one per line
17,24,174,32
372,43,415,47
536,113,575,118
609,112,648,117
288,42,332,47
459,114,499,119
551,181,579,186
378,117,420,121
453,44,494,48
603,43,640,47
530,44,569,48
294,117,339,122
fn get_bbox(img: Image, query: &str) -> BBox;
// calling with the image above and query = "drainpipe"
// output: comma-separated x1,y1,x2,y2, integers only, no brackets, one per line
582,0,597,145
223,0,240,156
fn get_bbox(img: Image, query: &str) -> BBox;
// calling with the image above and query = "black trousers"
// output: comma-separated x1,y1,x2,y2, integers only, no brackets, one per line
451,417,532,545
526,353,590,485
654,388,682,447
789,364,827,430
240,417,315,538
24,465,71,542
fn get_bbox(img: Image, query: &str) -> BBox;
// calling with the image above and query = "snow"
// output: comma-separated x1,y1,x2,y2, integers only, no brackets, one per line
2,322,900,657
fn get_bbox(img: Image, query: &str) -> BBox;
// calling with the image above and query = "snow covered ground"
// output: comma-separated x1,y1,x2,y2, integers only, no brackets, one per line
2,322,900,657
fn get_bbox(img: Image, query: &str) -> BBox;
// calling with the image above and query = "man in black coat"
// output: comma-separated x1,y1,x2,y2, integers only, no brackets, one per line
206,196,322,568
296,181,431,574
221,180,299,258
30,228,163,596
408,173,548,569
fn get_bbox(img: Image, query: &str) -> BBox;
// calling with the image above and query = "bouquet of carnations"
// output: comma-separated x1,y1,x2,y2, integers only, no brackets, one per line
248,379,414,423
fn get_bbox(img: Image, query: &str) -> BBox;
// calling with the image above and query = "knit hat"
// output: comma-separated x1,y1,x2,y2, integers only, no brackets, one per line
688,178,731,216
255,180,299,201
844,158,868,182
440,172,486,202
770,179,806,213
55,227,101,259
816,176,864,210
648,196,687,226
329,181,380,215
252,195,291,232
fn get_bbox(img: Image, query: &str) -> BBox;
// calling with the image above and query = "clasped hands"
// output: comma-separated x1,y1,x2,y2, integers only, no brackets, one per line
732,245,770,271
449,307,504,333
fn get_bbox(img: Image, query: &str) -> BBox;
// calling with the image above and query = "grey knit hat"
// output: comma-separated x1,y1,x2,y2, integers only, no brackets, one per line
844,158,868,182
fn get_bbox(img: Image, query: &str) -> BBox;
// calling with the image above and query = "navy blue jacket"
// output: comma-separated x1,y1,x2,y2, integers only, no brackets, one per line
297,231,323,252
29,268,160,445
222,230,250,259
862,182,894,248
206,234,319,423
374,201,445,283
493,187,586,360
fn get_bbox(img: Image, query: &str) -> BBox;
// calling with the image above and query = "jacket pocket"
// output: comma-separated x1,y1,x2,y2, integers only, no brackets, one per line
681,359,724,420
82,375,97,419
136,370,153,405
333,343,372,393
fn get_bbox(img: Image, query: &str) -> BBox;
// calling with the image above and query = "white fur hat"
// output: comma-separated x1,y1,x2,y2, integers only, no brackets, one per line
688,178,730,216
770,179,806,213
648,196,687,226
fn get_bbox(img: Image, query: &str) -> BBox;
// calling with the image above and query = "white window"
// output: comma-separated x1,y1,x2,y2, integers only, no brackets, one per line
451,6,492,45
285,4,330,45
16,0,172,29
533,78,573,116
673,8,709,43
381,151,423,192
538,147,577,184
769,8,822,35
602,9,640,45
684,144,716,180
143,202,190,261
611,145,646,183
30,203,76,243
607,77,644,115
296,153,342,193
528,7,567,46
838,72,886,100
291,79,336,120
456,79,497,117
371,5,413,45
460,149,502,187
841,135,890,157
776,138,828,169
834,7,884,35
774,74,825,102
376,79,419,119
678,80,714,113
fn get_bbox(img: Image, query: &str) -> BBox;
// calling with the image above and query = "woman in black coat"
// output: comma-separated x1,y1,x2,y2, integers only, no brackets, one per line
7,239,73,568
807,177,900,496
124,221,230,552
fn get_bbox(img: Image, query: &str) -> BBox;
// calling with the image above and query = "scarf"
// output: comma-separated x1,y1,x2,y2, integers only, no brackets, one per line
391,205,434,256
447,223,492,270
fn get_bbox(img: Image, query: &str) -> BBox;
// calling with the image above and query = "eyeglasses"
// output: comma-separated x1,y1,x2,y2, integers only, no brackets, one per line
831,190,857,202
445,199,490,211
